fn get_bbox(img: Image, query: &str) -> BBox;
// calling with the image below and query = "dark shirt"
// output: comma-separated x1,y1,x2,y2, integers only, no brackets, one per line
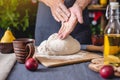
35,1,92,46
64,0,76,8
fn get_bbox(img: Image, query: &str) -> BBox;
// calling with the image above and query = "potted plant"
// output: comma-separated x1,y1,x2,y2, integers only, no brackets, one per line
0,0,29,38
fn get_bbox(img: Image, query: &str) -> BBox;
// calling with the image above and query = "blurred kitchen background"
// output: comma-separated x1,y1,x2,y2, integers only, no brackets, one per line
0,0,38,38
0,0,120,43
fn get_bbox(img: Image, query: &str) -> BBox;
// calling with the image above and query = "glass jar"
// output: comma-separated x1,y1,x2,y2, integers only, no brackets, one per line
104,2,120,66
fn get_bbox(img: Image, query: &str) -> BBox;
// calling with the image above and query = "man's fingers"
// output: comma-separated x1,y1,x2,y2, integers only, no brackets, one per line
50,2,70,22
51,10,60,22
53,13,60,22
58,26,72,39
55,11,65,22
76,8,83,23
58,13,77,39
58,22,65,34
59,3,70,17
56,8,69,21
59,31,70,39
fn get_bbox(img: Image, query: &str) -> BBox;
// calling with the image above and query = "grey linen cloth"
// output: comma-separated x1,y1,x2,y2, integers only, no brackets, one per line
0,53,16,80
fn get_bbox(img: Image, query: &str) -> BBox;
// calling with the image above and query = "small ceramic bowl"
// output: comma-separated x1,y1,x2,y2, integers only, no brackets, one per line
0,42,14,53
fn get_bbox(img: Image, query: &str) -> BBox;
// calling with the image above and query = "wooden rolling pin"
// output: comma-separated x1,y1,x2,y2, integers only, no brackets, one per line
81,45,103,52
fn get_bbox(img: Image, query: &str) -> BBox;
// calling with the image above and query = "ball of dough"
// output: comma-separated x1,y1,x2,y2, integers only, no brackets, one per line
37,33,81,55
47,33,81,55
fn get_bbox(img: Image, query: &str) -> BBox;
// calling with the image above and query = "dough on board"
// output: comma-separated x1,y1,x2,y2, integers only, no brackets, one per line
37,33,81,55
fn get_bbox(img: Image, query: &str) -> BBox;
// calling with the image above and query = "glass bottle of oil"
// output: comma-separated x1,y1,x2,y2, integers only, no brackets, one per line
104,2,120,66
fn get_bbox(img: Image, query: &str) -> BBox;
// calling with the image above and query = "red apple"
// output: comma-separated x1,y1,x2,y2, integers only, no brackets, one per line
25,58,38,71
99,65,114,79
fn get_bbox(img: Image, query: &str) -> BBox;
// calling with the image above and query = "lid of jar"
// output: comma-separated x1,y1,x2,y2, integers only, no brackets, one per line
110,2,119,9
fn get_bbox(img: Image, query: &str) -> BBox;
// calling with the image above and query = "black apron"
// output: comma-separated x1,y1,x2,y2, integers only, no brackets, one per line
35,2,92,46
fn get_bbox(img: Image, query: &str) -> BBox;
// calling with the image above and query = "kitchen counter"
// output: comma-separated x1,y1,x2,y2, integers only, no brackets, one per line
7,52,120,80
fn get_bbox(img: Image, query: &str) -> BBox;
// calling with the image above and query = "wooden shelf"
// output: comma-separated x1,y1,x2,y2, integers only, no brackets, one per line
88,5,106,11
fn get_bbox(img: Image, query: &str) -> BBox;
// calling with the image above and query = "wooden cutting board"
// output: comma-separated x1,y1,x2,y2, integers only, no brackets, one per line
88,58,120,77
35,50,102,67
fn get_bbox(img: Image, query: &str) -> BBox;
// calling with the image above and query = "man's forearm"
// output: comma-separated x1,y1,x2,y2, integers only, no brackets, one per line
38,0,64,7
76,0,91,10
39,0,57,7
38,0,50,6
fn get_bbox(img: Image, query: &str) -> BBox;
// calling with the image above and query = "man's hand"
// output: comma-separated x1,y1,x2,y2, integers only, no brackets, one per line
70,2,83,24
58,10,77,39
40,0,70,22
58,2,83,39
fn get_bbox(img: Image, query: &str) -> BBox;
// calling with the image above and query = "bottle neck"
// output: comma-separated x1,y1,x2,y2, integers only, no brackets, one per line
109,8,119,22
109,16,119,22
